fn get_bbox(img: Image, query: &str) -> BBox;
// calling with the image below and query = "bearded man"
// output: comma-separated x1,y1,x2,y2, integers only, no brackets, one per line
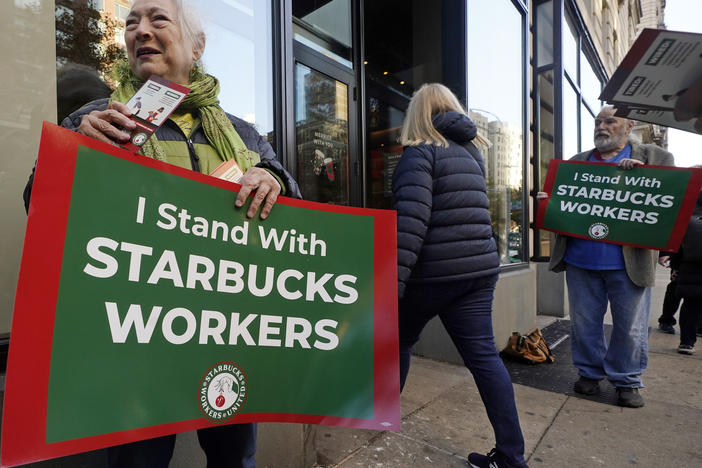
545,106,674,407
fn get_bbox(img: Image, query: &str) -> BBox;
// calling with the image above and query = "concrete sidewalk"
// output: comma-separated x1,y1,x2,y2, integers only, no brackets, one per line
312,269,702,468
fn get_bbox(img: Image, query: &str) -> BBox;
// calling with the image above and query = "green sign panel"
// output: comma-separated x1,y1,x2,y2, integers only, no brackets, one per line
537,160,702,250
1,123,400,467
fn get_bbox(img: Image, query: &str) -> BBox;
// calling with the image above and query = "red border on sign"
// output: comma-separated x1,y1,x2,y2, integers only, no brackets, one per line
536,159,702,251
0,123,400,467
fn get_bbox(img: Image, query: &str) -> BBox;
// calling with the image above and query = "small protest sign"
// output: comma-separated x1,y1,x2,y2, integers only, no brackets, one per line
600,29,702,134
123,75,190,152
536,160,702,250
1,123,400,467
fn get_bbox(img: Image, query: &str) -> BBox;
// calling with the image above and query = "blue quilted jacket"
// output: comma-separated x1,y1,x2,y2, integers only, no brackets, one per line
392,111,499,298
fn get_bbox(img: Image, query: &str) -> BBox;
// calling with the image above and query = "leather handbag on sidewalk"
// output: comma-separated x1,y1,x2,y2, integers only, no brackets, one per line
501,328,555,364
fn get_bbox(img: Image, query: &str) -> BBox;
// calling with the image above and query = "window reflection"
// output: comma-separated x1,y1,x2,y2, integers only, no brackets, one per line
468,0,524,264
192,0,275,140
364,0,461,208
538,70,555,256
55,0,126,120
564,15,578,81
580,104,595,152
563,82,578,157
293,0,353,68
580,51,602,110
366,95,404,209
295,63,350,205
114,3,129,22
536,1,554,67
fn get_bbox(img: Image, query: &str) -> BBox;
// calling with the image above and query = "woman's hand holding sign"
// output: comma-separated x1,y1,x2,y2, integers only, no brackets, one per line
77,101,136,146
235,167,282,220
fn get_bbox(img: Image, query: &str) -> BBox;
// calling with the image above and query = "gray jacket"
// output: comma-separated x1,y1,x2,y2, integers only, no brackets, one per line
548,140,674,287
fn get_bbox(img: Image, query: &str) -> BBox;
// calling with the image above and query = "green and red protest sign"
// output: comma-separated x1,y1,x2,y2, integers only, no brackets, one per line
537,160,702,250
1,123,399,467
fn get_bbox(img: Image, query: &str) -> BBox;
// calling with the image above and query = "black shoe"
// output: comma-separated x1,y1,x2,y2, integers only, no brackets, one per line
616,387,644,408
658,323,675,334
574,376,601,395
696,329,702,337
468,448,525,468
678,344,695,355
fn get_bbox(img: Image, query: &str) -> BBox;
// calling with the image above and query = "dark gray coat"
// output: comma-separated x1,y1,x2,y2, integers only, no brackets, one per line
392,111,499,298
675,191,702,299
23,98,301,211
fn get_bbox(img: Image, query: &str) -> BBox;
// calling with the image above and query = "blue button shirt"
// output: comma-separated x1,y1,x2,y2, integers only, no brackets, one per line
563,145,631,270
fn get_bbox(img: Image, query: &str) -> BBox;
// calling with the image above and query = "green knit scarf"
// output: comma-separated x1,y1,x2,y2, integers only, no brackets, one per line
110,60,259,171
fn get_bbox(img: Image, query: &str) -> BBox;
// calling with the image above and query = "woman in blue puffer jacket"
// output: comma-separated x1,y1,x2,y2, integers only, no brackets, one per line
392,83,527,468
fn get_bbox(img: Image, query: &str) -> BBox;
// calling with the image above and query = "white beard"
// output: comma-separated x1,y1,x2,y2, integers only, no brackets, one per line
594,134,621,152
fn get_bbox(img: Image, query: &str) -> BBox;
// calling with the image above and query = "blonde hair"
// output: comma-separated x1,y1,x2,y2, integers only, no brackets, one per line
400,83,466,147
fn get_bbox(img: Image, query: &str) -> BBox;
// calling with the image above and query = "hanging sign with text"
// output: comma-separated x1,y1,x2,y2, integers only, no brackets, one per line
536,160,702,250
1,123,399,467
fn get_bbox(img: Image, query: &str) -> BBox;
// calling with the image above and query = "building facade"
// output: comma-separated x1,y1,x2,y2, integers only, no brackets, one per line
0,0,666,463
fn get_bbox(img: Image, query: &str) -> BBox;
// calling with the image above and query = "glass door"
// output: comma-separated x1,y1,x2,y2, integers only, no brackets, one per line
294,59,354,205
291,0,359,206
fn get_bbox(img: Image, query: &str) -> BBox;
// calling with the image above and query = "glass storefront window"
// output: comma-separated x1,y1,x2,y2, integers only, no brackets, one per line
364,0,463,209
366,95,404,209
53,0,275,148
293,0,353,68
536,0,554,67
563,82,578,158
580,103,595,152
114,3,129,22
563,14,578,82
533,8,606,259
468,0,524,264
580,51,602,110
89,0,104,11
538,70,555,190
533,72,553,257
193,0,275,141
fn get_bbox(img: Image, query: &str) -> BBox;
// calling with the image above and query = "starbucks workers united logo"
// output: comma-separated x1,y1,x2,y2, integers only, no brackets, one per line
199,362,248,422
588,222,610,240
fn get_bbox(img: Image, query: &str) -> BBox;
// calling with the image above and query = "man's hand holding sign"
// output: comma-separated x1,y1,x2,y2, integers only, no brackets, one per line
537,107,702,251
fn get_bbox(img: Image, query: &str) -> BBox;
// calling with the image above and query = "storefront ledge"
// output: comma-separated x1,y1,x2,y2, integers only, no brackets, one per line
413,266,537,366
536,263,568,318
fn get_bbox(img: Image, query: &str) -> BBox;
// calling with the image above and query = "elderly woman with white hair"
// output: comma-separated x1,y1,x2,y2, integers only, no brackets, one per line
24,0,301,467
54,0,300,219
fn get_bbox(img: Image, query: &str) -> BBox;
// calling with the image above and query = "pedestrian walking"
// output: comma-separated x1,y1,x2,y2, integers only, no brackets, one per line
393,83,528,468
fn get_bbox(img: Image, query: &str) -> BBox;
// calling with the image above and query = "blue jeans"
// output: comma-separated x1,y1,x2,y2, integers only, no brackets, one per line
565,265,651,388
399,275,526,468
107,423,256,468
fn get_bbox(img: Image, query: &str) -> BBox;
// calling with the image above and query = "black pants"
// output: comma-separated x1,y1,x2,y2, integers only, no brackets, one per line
680,297,702,347
658,277,681,326
107,423,256,468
